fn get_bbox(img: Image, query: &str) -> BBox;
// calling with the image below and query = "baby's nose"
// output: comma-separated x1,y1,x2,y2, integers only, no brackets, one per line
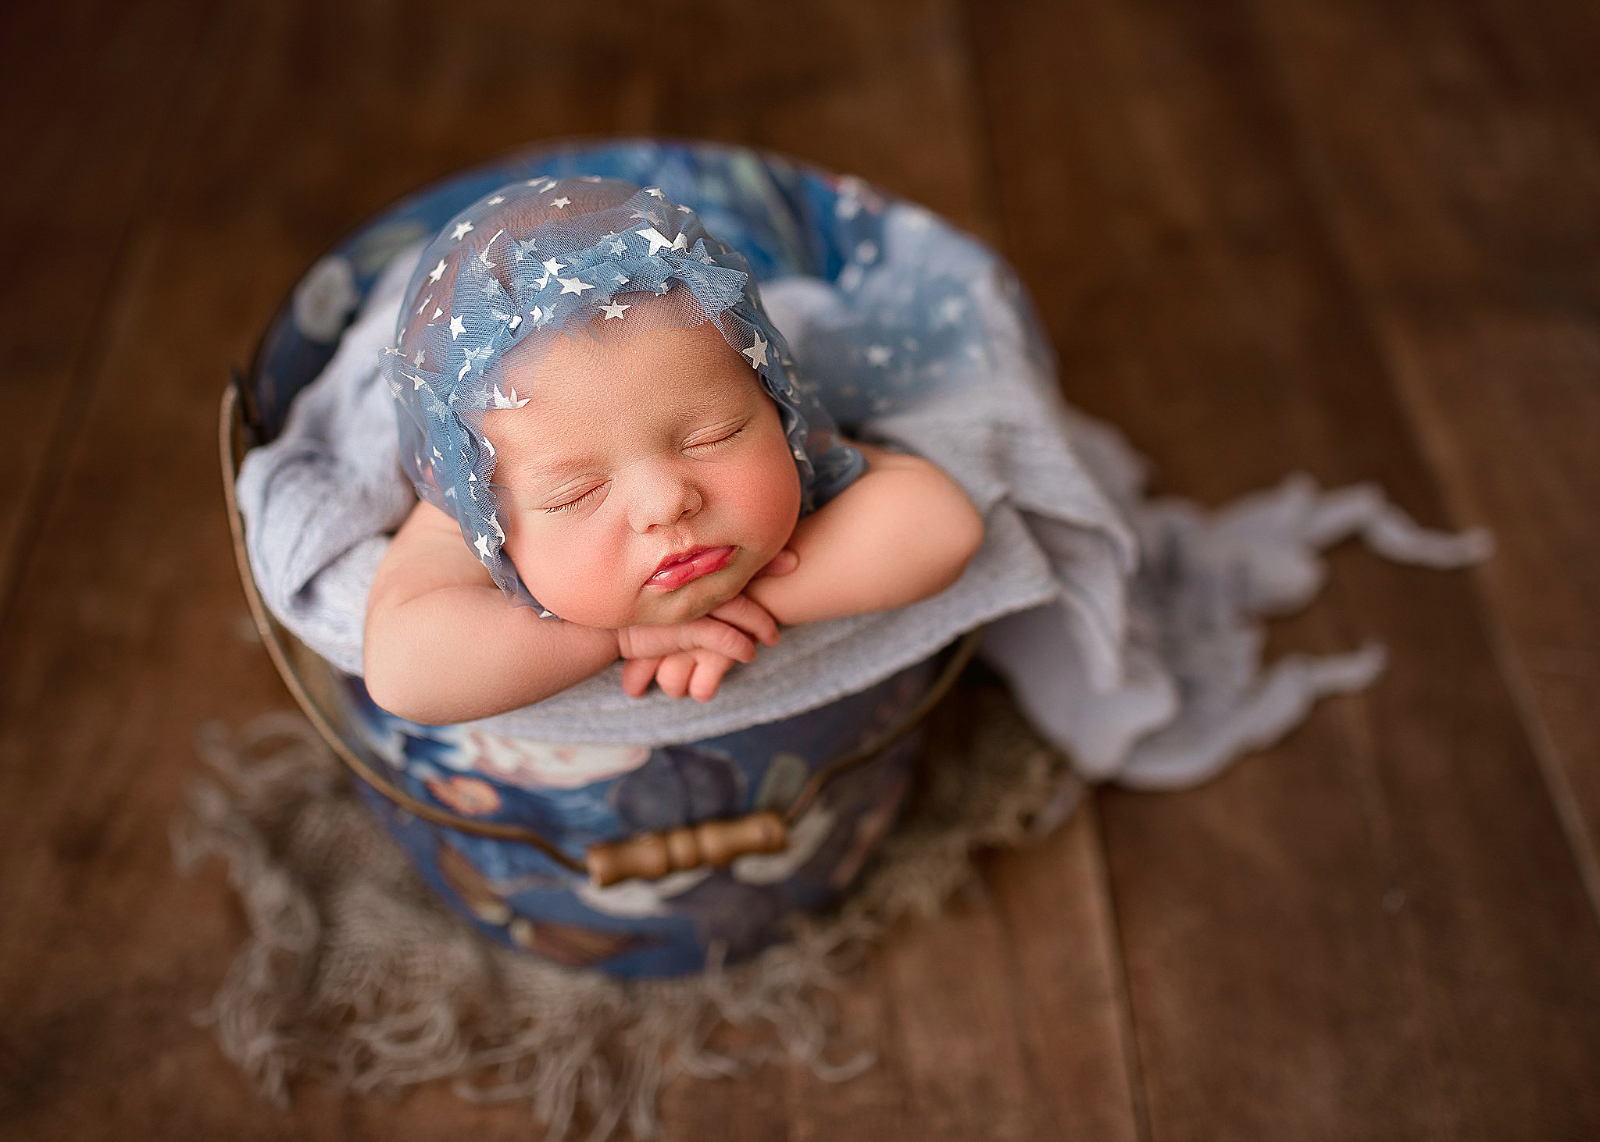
627,467,704,533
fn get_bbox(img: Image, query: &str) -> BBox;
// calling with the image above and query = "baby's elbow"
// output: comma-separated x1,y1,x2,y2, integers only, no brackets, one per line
955,498,986,566
364,673,417,723
891,454,985,591
363,669,457,726
362,649,413,723
892,464,984,602
363,615,439,724
931,496,984,593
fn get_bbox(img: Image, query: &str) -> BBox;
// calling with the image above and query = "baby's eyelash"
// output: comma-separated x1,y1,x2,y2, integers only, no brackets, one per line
544,485,602,513
686,425,745,450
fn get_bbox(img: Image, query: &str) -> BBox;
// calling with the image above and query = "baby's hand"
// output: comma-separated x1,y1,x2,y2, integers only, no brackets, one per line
621,649,741,702
615,595,779,662
616,595,781,701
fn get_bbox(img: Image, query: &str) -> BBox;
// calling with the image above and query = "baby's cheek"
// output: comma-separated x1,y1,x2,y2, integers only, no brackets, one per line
725,455,802,556
504,525,628,627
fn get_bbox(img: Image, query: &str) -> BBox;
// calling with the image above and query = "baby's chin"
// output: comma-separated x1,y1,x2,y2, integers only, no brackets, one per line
550,559,760,630
627,563,757,627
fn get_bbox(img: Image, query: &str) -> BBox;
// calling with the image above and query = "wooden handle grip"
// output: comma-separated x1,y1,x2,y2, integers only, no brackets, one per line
585,811,789,888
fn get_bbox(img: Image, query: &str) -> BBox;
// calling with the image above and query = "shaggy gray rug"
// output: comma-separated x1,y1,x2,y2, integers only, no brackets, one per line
173,680,1080,1141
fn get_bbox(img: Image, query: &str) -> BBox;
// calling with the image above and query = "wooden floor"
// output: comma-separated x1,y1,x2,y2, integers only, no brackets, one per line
3,0,1599,1137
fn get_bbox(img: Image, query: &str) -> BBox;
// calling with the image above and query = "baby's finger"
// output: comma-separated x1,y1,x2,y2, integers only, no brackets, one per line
655,653,694,699
710,595,779,647
688,653,733,702
685,617,757,662
621,656,660,697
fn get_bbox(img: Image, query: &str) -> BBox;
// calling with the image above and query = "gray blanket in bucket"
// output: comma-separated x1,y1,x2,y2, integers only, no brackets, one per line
236,208,1490,789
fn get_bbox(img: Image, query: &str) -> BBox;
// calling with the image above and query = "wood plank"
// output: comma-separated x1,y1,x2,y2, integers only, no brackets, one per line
781,952,911,1142
987,798,1147,1142
969,0,1600,1138
0,0,213,611
1249,0,1600,918
653,0,999,240
876,894,1044,1142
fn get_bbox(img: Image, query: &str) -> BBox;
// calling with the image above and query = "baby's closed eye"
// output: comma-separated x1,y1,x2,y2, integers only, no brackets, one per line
542,479,609,513
682,415,749,452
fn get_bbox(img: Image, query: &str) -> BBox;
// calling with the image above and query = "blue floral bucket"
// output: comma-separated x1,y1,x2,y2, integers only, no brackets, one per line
222,138,980,978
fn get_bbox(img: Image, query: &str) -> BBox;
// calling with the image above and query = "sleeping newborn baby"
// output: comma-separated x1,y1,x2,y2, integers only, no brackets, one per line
363,177,982,725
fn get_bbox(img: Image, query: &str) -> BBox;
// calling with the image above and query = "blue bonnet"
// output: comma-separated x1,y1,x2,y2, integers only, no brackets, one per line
381,176,865,615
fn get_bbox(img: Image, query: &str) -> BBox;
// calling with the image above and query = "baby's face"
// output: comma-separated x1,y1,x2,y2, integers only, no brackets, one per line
483,320,802,629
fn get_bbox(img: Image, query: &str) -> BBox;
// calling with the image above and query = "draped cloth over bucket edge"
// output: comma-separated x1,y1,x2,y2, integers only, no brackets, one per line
235,199,1490,784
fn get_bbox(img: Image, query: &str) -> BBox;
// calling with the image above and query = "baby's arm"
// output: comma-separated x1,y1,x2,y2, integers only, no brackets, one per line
744,442,983,626
364,501,621,723
364,501,773,723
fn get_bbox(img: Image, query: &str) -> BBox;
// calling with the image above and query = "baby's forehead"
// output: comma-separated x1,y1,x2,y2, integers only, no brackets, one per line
544,312,741,370
508,311,756,398
484,328,764,448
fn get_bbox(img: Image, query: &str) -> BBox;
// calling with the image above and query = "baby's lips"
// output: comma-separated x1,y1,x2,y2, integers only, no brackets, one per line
645,545,736,590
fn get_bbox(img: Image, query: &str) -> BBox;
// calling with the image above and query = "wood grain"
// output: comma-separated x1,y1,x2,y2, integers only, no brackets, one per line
1250,0,1600,921
3,0,1598,1138
969,0,1600,1137
0,0,213,614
